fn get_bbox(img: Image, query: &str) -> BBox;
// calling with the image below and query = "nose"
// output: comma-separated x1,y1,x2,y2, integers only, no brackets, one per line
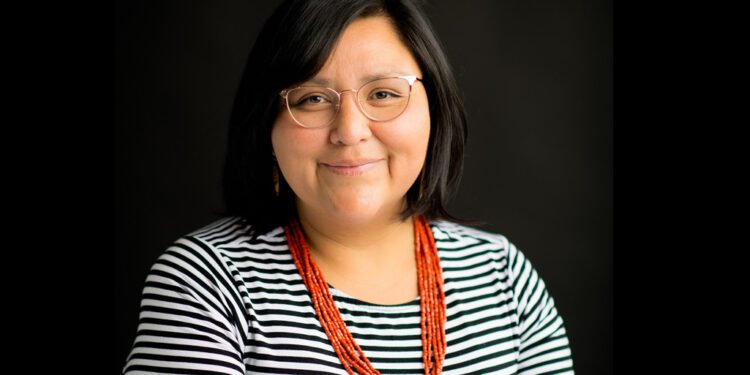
329,90,373,145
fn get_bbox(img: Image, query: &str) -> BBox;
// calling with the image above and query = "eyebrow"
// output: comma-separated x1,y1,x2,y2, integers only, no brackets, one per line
303,71,411,87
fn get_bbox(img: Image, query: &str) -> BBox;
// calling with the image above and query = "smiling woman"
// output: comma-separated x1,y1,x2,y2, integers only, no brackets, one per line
272,17,431,247
122,0,575,374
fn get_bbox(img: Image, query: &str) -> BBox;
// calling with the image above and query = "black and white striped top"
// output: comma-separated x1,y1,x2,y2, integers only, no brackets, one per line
123,217,574,374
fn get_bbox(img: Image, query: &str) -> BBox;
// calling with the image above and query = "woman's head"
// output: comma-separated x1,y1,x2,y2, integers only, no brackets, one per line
223,0,468,236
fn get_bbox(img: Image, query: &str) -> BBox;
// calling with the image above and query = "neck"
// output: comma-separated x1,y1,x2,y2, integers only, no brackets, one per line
295,201,416,273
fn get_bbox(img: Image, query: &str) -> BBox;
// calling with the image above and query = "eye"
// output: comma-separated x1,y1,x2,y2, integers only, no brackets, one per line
295,95,331,106
370,90,399,100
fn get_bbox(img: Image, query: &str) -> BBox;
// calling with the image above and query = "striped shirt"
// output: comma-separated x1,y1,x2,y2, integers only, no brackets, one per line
123,217,574,374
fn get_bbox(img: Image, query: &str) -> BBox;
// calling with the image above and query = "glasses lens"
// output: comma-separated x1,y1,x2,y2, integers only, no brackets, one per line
358,78,412,121
286,87,338,128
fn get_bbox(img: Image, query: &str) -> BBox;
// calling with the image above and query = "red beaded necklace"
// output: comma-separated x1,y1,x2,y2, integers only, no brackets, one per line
284,215,446,375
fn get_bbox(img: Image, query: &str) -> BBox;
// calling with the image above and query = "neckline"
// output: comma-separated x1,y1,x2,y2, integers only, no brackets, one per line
327,283,420,312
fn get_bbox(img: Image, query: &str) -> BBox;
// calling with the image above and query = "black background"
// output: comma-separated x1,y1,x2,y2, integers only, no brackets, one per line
116,0,612,373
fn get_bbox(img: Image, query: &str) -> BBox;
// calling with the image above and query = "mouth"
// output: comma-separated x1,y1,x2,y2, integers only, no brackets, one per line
320,159,383,176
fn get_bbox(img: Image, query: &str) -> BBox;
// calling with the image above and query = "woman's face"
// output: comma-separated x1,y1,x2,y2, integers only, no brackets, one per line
271,16,430,225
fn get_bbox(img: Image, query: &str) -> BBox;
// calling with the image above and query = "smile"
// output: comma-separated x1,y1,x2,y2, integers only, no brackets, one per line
320,159,383,176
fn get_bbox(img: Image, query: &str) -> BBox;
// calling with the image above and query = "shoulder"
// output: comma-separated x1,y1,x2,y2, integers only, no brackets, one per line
429,219,512,253
185,216,286,248
152,216,287,276
429,219,528,277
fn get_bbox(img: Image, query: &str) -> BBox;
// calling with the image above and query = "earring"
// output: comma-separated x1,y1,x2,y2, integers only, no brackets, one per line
273,163,280,197
418,165,426,200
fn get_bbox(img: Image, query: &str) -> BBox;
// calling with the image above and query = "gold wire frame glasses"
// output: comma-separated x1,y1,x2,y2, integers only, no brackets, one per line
279,75,422,128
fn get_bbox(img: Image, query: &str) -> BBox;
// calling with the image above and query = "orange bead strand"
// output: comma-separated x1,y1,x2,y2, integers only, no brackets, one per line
284,215,446,375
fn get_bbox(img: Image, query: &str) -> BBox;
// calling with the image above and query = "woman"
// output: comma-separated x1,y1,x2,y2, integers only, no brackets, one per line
123,0,574,374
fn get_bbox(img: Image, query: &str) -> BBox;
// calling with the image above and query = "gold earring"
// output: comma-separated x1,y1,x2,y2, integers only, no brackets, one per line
273,164,280,196
418,165,426,200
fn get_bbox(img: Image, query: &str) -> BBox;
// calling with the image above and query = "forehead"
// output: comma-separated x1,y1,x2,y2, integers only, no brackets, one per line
305,16,422,86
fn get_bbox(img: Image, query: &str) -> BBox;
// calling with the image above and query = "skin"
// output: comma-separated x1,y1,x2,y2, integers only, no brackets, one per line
271,16,431,304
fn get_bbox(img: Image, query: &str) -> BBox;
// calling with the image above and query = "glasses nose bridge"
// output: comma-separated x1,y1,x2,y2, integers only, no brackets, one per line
333,87,361,109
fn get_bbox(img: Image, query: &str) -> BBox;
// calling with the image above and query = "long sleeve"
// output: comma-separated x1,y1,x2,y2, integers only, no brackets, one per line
508,241,574,374
123,236,247,375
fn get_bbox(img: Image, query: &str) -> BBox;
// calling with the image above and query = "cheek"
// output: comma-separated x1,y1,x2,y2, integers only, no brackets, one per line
377,99,431,176
271,119,324,182
396,94,431,156
406,90,431,153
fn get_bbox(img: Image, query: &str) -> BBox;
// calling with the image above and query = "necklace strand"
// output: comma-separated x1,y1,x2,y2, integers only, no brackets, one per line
284,215,446,375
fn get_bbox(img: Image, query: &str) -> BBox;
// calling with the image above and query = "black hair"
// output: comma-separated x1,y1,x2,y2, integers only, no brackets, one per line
223,0,475,238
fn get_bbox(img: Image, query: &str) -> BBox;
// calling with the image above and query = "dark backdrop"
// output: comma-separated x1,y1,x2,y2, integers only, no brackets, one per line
115,0,612,373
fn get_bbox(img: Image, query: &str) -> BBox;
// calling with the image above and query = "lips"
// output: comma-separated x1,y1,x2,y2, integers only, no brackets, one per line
322,159,383,167
320,158,383,176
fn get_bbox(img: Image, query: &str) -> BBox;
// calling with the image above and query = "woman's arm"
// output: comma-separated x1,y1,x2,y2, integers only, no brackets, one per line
508,242,575,374
122,237,247,375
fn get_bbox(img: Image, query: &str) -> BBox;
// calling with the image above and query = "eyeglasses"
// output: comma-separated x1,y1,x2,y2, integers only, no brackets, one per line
279,75,422,128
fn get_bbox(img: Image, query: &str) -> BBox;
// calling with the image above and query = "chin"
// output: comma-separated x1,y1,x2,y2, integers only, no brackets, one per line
328,198,383,222
326,191,405,224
